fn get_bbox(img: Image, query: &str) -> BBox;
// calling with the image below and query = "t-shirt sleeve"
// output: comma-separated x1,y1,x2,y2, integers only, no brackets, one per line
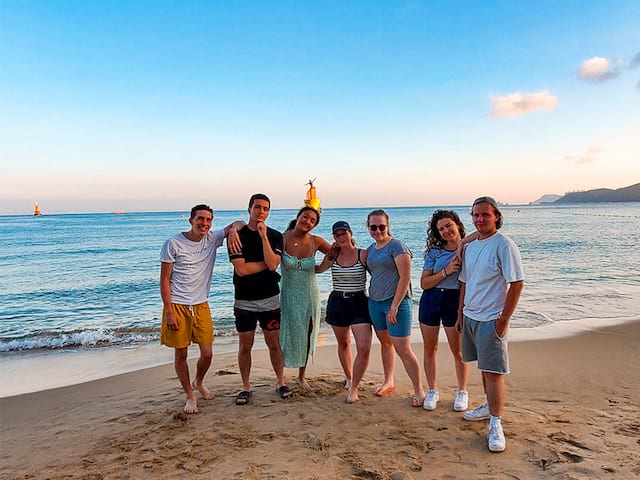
499,237,524,283
270,230,284,256
458,245,468,283
160,238,175,263
212,229,225,249
390,239,412,259
229,249,243,261
423,249,437,271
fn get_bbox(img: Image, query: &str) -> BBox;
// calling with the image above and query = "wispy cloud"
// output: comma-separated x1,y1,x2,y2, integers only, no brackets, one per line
577,56,621,81
563,145,605,165
490,91,558,119
629,51,640,69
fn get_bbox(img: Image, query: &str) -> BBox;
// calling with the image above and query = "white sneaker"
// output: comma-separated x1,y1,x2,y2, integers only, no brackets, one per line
463,401,490,421
488,423,506,452
453,390,469,412
423,389,439,411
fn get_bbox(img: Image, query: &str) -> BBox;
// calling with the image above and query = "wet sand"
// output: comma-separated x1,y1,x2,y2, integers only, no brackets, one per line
1,320,639,479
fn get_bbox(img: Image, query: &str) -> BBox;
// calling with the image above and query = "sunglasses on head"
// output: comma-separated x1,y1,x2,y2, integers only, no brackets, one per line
369,224,387,232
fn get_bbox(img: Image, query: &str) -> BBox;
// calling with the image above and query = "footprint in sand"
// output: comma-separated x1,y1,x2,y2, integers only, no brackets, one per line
547,432,593,451
173,412,190,422
559,451,584,463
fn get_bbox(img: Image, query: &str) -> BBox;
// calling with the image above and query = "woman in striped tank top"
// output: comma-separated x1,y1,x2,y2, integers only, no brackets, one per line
316,221,372,404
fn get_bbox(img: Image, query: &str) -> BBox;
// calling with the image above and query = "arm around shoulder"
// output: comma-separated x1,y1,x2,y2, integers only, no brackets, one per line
223,220,247,236
315,235,333,255
315,248,336,273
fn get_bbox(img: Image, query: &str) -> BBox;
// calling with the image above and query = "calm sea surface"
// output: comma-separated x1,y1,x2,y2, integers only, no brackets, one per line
1,204,639,354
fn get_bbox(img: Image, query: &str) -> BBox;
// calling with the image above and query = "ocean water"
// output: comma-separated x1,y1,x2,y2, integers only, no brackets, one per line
1,203,639,355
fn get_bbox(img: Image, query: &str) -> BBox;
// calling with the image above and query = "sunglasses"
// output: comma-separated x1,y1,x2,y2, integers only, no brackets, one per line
369,224,387,232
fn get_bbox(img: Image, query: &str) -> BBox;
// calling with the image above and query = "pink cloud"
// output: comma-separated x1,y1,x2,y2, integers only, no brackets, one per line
490,91,558,119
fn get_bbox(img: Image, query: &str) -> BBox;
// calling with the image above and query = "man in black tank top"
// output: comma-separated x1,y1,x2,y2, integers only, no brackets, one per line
228,194,293,404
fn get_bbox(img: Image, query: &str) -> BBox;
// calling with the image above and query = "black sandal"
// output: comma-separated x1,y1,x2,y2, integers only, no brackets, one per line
276,385,293,399
235,390,252,405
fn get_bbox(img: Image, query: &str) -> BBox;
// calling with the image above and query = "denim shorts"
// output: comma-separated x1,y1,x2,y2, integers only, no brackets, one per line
418,288,460,328
461,315,509,374
368,297,412,337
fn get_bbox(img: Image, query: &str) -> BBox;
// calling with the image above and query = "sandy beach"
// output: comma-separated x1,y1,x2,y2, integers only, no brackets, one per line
1,320,639,480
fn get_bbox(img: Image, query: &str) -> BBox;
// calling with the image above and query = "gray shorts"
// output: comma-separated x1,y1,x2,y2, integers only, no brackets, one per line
461,315,510,374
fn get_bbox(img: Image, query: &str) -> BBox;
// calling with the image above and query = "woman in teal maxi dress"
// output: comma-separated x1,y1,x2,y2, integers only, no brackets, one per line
279,207,332,386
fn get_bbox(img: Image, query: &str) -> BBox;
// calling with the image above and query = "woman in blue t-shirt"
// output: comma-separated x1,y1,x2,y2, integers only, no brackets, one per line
419,210,473,412
366,209,425,408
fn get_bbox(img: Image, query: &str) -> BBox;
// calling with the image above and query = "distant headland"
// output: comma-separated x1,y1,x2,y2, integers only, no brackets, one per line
530,182,640,205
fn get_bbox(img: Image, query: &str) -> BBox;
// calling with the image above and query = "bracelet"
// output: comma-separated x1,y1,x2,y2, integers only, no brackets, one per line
441,269,447,279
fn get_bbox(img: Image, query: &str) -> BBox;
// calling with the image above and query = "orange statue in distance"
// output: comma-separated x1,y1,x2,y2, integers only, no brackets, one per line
304,179,321,211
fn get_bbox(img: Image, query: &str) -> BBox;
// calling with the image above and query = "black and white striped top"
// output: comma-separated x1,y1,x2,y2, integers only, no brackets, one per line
331,250,367,293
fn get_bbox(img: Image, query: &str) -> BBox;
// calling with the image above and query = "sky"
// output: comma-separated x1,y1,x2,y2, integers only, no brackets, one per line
1,1,639,214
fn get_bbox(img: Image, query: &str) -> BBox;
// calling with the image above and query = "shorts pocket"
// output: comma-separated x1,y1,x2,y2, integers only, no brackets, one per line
492,320,507,339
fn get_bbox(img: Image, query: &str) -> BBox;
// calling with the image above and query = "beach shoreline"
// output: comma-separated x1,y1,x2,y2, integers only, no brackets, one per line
2,314,640,399
2,319,639,479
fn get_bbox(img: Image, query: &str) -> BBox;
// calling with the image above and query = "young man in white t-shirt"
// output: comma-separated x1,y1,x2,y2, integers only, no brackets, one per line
456,196,524,452
160,204,243,414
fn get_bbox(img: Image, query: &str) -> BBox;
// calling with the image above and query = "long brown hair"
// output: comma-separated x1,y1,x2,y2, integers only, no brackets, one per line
425,209,466,256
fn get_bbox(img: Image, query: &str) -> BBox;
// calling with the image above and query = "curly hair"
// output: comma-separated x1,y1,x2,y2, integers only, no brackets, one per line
425,210,466,255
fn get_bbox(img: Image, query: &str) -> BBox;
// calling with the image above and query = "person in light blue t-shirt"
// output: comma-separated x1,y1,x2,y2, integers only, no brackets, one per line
419,210,471,413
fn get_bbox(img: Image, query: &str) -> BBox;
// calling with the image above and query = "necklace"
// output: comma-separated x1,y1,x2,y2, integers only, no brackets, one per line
288,232,303,248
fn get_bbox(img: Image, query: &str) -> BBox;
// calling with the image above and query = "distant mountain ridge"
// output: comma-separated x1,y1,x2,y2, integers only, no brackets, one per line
529,194,563,205
554,182,640,203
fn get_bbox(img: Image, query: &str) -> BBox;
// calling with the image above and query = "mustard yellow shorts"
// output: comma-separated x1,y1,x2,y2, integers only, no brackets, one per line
160,302,214,349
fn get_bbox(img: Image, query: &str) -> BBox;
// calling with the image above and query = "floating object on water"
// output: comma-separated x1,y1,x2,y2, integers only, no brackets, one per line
304,178,321,211
33,201,41,216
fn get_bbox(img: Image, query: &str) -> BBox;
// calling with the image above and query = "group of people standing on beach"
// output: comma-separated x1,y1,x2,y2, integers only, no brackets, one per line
159,193,524,453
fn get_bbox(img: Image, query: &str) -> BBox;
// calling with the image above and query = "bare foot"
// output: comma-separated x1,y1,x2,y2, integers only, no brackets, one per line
297,379,310,391
347,387,359,404
343,379,352,390
192,380,214,400
184,394,199,414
